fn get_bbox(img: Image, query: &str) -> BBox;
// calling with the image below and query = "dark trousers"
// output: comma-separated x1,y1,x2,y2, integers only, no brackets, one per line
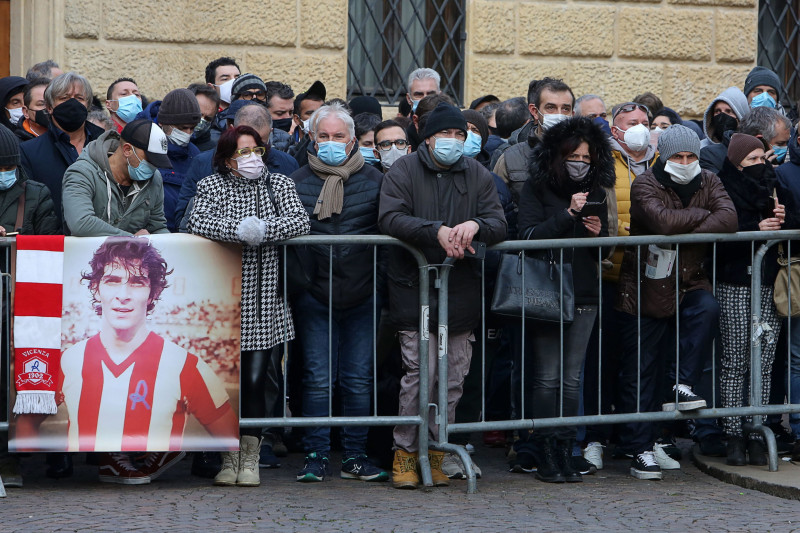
617,289,719,454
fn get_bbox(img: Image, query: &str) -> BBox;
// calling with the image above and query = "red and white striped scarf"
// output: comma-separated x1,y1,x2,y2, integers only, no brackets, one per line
13,235,64,415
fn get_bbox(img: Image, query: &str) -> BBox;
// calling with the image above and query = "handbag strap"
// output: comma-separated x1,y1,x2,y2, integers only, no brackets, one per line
15,181,27,232
263,174,279,214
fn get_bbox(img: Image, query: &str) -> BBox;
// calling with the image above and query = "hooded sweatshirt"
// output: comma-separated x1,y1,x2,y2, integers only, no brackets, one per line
701,87,749,147
61,130,169,236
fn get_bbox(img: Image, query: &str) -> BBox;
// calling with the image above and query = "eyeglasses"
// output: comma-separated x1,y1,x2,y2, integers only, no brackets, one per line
376,139,409,150
612,102,650,121
234,146,266,158
237,90,266,101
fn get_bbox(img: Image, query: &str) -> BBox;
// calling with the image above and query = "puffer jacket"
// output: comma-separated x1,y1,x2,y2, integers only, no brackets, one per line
290,153,384,309
61,130,169,236
603,140,658,282
0,169,60,235
379,145,507,332
616,167,737,318
518,117,615,304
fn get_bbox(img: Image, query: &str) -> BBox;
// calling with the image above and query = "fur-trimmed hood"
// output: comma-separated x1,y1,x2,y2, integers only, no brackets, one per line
527,116,616,190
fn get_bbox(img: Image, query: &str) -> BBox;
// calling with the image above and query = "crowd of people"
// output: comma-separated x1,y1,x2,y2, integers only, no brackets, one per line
0,56,799,490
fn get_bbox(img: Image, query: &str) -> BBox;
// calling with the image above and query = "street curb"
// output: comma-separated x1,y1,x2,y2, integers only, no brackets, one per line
690,444,800,501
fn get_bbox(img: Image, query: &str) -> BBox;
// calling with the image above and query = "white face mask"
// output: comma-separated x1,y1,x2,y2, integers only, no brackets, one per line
664,159,701,185
235,152,265,180
379,146,406,171
216,79,235,104
539,113,569,131
6,107,24,124
302,118,311,133
167,127,191,147
617,123,651,152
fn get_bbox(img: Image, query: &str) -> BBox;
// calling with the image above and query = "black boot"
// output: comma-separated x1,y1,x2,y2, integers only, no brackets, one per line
747,437,767,466
45,453,73,479
534,438,565,483
725,436,746,466
191,452,222,478
557,439,582,483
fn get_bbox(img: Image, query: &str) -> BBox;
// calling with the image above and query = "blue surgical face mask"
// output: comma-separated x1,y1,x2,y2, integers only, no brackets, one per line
114,94,142,123
316,140,350,166
359,146,378,165
772,145,788,163
126,149,157,181
0,169,17,190
411,99,421,113
751,92,777,109
431,137,464,166
463,131,482,158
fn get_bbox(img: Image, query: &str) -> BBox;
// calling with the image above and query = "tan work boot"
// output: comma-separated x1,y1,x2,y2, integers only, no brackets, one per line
237,435,262,487
428,450,450,487
391,449,419,489
214,451,239,486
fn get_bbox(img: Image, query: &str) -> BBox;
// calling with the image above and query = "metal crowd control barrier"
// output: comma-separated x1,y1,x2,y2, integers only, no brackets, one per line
440,230,800,493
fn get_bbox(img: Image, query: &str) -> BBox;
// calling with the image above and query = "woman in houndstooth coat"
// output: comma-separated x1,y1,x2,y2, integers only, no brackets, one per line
188,125,309,487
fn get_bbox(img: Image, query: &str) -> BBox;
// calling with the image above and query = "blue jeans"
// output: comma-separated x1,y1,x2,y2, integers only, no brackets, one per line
295,291,376,456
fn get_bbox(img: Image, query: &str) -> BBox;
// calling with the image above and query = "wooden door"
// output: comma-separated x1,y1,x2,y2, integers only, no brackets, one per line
0,0,9,77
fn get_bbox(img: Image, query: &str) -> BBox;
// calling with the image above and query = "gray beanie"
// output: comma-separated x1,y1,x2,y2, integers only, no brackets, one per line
158,88,201,125
0,124,20,167
231,73,266,99
657,124,700,161
743,66,782,97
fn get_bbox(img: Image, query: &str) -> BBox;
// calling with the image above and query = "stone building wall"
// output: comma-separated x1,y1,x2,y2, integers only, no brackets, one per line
465,0,758,117
10,0,757,117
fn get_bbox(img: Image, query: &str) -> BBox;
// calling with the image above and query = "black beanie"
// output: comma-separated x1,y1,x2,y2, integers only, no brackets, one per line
0,124,20,167
158,88,201,125
423,103,467,139
462,109,488,148
743,66,782,97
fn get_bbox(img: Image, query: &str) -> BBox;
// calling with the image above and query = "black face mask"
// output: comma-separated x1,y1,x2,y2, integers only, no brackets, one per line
51,98,88,133
272,117,292,133
710,113,738,140
741,163,767,181
33,109,50,128
192,118,213,139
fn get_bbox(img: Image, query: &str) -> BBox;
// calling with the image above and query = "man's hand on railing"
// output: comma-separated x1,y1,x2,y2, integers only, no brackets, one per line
438,221,479,259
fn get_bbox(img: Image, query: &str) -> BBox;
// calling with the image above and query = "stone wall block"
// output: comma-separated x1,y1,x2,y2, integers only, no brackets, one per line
663,65,753,116
471,1,515,54
669,0,755,7
246,51,347,98
468,57,569,102
715,10,757,63
301,0,347,49
517,4,615,57
618,7,713,61
65,0,99,39
570,62,664,111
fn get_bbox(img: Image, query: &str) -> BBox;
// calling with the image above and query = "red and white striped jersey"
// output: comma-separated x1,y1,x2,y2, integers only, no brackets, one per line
59,331,233,452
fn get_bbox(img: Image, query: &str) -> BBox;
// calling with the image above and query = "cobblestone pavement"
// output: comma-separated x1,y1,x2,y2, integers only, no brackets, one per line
2,442,800,533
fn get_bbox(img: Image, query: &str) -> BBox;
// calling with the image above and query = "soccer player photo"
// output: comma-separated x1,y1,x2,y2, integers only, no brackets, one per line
10,235,242,452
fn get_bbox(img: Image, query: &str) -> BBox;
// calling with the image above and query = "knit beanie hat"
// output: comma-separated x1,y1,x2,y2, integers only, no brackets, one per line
727,133,765,167
349,95,382,118
462,109,488,147
0,125,19,166
423,103,467,139
657,124,700,161
231,74,267,100
158,88,201,125
743,66,782,97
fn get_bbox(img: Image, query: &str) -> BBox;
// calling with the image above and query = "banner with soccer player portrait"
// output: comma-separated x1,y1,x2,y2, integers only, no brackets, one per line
10,234,242,452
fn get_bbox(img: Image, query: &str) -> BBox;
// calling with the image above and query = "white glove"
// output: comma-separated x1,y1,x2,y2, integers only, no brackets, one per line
236,216,267,246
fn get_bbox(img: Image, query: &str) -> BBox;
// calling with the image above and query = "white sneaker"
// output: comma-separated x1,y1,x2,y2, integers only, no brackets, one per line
583,441,604,470
441,452,482,479
653,443,681,470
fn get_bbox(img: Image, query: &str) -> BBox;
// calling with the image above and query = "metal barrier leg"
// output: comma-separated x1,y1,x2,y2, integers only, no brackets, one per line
744,421,779,472
0,473,6,497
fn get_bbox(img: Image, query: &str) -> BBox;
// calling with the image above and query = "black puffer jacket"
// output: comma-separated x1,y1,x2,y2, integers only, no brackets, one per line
291,157,384,309
518,117,615,304
716,157,779,285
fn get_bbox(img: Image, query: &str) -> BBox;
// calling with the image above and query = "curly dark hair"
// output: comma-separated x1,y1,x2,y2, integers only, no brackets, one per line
81,237,172,316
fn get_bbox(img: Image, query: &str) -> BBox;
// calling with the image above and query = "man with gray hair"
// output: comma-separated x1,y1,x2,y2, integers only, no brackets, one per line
288,102,388,483
406,68,442,151
175,100,299,228
700,107,792,174
19,71,104,222
575,94,608,121
25,59,63,81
